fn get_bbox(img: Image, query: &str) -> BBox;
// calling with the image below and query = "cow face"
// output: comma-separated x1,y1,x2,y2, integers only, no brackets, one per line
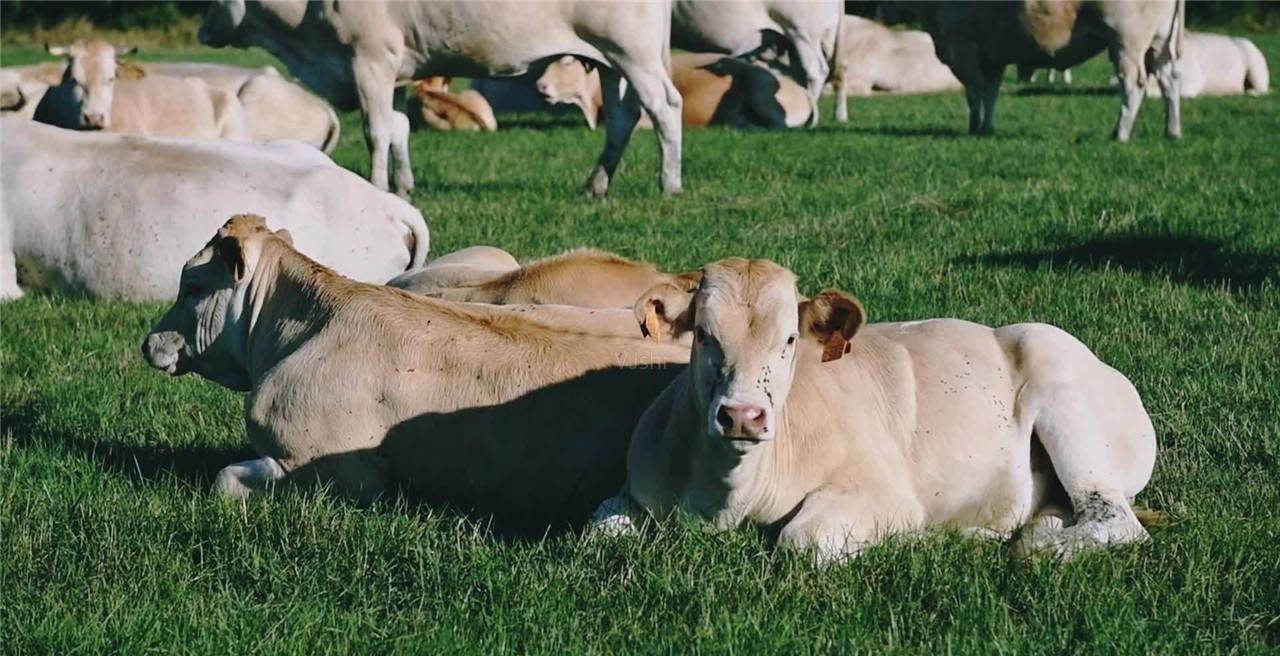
142,214,290,392
198,0,249,47
637,259,864,449
46,40,139,129
536,56,600,128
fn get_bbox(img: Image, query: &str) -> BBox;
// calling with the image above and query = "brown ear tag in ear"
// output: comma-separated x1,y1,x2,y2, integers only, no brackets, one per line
821,332,850,363
641,303,667,342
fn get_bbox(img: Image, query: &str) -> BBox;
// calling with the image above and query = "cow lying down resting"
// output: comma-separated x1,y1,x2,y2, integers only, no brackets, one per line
595,258,1158,562
392,247,698,309
141,215,690,531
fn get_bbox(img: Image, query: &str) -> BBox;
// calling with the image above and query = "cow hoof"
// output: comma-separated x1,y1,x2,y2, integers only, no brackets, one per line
585,169,611,198
1166,130,1183,141
662,181,684,197
591,513,638,536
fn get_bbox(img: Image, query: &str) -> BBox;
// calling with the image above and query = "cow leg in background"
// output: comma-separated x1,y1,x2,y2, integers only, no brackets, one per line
1150,46,1182,139
786,32,828,124
213,457,286,499
977,62,1005,135
353,54,410,194
833,71,849,123
1110,41,1148,142
585,68,639,197
943,40,987,135
390,85,415,196
619,61,684,196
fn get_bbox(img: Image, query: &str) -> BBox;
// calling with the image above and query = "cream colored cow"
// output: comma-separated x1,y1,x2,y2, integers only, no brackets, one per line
538,53,814,130
141,215,690,530
1146,32,1269,97
393,248,699,309
597,258,1158,562
830,15,962,122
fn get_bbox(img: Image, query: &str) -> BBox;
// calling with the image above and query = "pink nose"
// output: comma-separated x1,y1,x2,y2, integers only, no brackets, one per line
716,402,768,439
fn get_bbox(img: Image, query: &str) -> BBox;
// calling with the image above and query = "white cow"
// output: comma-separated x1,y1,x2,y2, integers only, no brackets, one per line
198,0,683,198
906,0,1186,140
830,15,962,122
1146,32,1269,97
37,41,250,141
597,258,1158,563
671,0,842,110
0,117,427,301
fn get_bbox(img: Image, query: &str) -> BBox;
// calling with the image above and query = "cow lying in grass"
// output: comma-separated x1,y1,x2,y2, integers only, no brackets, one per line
392,247,698,309
595,258,1158,562
141,215,689,531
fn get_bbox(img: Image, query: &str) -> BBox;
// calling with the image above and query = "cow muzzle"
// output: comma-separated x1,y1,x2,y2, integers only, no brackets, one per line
142,331,186,375
712,400,771,442
81,111,106,129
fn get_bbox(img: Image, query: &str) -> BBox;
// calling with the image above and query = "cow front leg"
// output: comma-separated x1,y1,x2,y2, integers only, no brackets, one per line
584,68,639,198
779,488,924,566
213,457,286,499
390,110,414,198
589,488,644,536
787,32,829,124
352,55,403,193
978,62,1005,136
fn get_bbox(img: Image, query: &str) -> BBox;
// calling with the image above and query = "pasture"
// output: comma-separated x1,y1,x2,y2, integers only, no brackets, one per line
2,38,1279,652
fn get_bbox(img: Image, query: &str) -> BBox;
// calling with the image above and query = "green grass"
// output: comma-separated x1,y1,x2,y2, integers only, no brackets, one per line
3,35,1280,654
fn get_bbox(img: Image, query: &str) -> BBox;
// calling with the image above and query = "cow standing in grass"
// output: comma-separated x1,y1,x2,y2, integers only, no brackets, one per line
900,0,1185,141
198,0,683,198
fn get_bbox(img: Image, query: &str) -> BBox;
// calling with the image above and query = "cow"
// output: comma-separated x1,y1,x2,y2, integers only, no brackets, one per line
0,117,426,301
594,258,1158,563
671,0,842,110
140,214,690,531
1145,32,1269,98
903,0,1185,140
537,53,814,130
198,0,683,198
408,77,498,132
0,62,64,119
392,246,522,292
830,15,962,122
37,40,251,141
22,46,342,152
1017,65,1074,85
393,247,700,309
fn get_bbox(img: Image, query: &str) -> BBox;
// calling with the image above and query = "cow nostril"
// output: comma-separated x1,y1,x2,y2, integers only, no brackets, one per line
716,405,734,430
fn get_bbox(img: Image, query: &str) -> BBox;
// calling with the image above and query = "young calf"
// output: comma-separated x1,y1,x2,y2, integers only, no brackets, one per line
598,258,1158,562
141,215,689,531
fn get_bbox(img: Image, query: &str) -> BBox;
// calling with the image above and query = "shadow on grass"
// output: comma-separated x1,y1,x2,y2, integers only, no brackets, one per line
846,125,967,139
3,397,253,489
1013,86,1115,97
959,233,1279,295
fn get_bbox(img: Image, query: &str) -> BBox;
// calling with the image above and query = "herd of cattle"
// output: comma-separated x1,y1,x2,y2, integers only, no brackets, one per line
0,0,1269,562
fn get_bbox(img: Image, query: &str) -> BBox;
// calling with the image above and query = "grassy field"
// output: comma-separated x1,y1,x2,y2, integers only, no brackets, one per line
3,36,1280,653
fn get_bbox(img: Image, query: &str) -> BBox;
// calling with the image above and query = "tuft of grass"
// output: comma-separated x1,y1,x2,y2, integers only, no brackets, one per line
2,33,1280,654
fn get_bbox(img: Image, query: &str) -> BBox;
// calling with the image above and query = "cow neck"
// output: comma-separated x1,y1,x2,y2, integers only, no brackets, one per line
242,240,341,384
688,399,804,526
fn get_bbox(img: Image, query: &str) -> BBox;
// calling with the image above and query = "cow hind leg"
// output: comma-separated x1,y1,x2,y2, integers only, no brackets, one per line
1150,47,1182,139
977,63,1005,135
600,58,684,196
1013,381,1155,559
390,110,414,198
353,54,404,193
213,457,286,499
1110,44,1148,142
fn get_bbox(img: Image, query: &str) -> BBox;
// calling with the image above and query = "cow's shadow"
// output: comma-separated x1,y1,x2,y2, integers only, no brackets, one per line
1013,86,1115,97
845,125,967,139
958,233,1279,296
4,396,252,488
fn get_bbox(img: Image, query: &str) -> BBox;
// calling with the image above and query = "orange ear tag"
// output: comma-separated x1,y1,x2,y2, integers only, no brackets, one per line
642,304,667,342
821,333,848,363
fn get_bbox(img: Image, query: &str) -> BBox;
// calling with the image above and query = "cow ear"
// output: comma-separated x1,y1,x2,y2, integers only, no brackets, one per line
274,229,294,246
46,44,71,57
118,60,146,81
217,236,247,282
634,282,696,342
799,289,866,363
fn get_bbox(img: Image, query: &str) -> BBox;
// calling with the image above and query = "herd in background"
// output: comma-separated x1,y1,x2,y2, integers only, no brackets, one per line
0,0,1271,562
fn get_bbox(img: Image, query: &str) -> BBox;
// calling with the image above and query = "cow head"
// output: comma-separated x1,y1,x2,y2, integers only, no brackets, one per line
46,40,141,129
142,214,292,392
636,259,864,448
536,56,600,129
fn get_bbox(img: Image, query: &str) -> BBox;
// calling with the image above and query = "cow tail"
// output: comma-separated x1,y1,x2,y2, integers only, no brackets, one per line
403,210,430,270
